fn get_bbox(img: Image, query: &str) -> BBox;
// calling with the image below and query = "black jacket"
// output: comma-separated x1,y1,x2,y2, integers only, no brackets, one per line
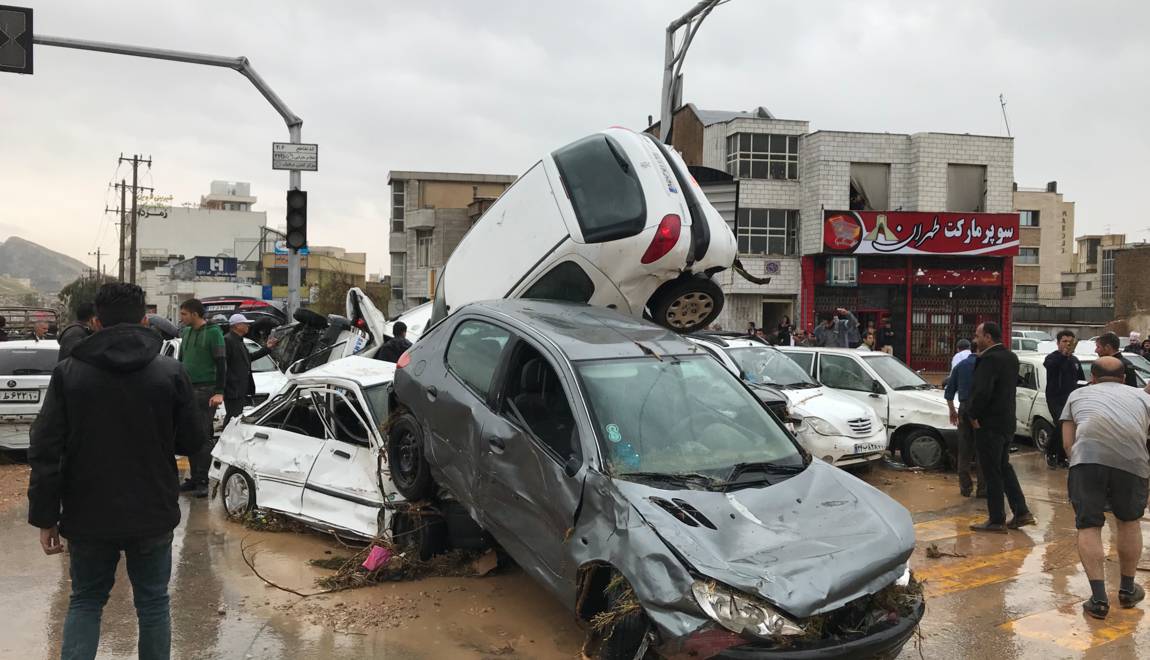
1116,352,1140,387
223,331,271,401
966,344,1019,435
377,336,412,363
1043,350,1083,415
27,324,203,540
56,322,94,361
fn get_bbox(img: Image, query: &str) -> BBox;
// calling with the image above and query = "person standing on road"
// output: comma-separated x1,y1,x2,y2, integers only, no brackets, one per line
57,303,97,361
178,299,226,498
27,282,203,660
967,321,1035,533
877,319,897,355
1095,332,1138,387
1061,356,1150,619
377,322,413,363
776,316,794,346
813,308,859,348
951,338,972,370
222,314,278,425
1044,330,1084,469
945,350,984,498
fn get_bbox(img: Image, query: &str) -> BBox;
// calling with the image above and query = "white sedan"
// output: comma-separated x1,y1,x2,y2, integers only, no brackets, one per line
208,356,406,539
0,340,59,451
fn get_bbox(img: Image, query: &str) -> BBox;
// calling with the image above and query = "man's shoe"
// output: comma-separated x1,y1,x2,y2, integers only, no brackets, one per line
1007,512,1037,529
969,520,1008,533
960,488,972,498
194,483,209,499
179,479,198,493
1119,584,1145,608
1083,598,1110,619
1046,454,1060,470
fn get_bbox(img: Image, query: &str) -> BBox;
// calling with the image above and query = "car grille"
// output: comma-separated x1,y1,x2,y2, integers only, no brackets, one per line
847,417,873,437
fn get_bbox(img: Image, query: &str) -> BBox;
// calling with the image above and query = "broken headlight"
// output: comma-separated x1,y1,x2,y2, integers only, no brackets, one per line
797,416,839,436
691,580,804,638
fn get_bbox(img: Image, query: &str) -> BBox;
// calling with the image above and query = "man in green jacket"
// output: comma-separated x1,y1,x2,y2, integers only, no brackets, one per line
177,299,226,498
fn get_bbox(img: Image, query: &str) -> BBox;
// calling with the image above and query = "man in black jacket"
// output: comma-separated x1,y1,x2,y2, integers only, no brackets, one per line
57,302,97,361
1044,330,1084,468
27,282,202,660
376,321,412,363
967,321,1035,533
222,313,278,423
1096,332,1139,387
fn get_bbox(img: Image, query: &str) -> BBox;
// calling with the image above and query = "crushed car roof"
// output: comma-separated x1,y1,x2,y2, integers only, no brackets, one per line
291,355,395,386
469,299,700,362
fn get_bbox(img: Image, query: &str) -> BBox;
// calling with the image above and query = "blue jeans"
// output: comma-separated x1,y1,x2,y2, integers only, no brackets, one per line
61,532,173,660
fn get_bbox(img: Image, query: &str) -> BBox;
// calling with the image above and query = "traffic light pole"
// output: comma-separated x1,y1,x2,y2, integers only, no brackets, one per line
31,33,305,315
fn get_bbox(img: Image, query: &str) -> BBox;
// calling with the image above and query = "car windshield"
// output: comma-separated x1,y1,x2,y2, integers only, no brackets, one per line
552,134,646,243
251,353,278,373
576,356,802,480
862,354,929,390
1126,354,1150,374
362,384,390,428
726,347,816,388
0,348,58,376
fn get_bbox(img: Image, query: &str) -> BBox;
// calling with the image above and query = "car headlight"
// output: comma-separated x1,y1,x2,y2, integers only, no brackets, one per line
797,416,840,436
691,580,804,637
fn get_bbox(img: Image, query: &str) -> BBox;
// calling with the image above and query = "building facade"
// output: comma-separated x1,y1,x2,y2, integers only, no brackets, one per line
387,170,516,316
261,245,367,302
1012,183,1075,305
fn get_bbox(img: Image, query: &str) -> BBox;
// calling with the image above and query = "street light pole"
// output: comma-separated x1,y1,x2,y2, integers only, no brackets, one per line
659,0,723,144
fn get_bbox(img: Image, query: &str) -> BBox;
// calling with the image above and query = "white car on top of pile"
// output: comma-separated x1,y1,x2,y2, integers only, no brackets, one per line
0,340,59,451
689,334,888,468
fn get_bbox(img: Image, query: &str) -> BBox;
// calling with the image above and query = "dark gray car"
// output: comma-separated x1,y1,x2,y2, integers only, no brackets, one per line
388,300,922,658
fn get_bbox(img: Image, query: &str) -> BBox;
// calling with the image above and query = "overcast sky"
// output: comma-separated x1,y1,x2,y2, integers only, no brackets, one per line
1,0,1146,274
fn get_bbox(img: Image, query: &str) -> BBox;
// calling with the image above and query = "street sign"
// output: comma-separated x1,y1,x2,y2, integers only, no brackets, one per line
272,142,318,171
0,5,33,75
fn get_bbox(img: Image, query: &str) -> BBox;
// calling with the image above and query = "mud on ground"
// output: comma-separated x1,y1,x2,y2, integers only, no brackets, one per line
0,462,30,513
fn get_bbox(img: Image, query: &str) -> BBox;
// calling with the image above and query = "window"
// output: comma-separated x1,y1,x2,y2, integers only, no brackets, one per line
446,320,512,399
780,351,813,373
818,354,877,392
0,347,58,375
269,268,307,286
1062,282,1076,298
259,389,329,438
1086,281,1093,291
862,354,926,390
1015,285,1038,302
431,272,449,325
946,164,986,212
523,261,595,303
502,344,579,463
1018,364,1038,390
827,257,858,286
736,208,797,255
552,135,646,243
325,389,373,447
1017,247,1039,265
415,230,432,268
391,181,405,233
725,133,798,180
849,163,890,211
390,254,405,300
1019,210,1040,227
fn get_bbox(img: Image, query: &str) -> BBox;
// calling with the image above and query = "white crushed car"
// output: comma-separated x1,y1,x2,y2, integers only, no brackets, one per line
0,340,59,451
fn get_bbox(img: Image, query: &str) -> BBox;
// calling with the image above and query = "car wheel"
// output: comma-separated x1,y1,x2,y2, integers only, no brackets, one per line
390,509,447,561
595,578,652,660
386,411,436,501
901,430,947,470
221,468,256,520
648,277,724,334
1031,418,1054,453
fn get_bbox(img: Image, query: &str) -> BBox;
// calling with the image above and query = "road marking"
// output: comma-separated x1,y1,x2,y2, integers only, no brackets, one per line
1001,601,1145,652
914,514,985,543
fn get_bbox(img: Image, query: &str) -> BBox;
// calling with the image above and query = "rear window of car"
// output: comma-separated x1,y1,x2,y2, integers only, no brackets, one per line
552,134,646,243
446,320,512,399
0,348,58,375
522,261,595,303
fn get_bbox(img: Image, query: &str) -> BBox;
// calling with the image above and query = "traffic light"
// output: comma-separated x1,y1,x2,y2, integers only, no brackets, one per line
0,5,34,75
285,189,307,250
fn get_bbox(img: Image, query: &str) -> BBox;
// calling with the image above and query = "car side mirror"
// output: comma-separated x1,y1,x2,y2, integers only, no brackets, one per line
563,455,581,478
871,380,884,395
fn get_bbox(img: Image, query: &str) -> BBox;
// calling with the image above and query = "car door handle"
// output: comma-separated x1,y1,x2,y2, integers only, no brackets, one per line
426,386,438,401
488,436,506,453
253,432,269,440
332,449,351,459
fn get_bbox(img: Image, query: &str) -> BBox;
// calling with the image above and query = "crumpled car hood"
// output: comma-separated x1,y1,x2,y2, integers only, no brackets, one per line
612,460,914,619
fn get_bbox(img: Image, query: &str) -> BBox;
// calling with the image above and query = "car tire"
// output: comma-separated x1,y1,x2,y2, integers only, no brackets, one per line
1031,418,1054,453
386,411,436,501
647,276,724,334
390,509,447,561
595,578,652,660
900,430,947,470
221,468,256,520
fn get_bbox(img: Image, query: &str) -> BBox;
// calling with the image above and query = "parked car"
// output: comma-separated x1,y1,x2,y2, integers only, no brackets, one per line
778,346,957,470
208,356,405,539
428,127,742,334
198,296,287,330
1015,353,1056,451
1013,329,1054,342
1078,354,1150,388
689,334,888,468
0,340,59,451
1011,337,1040,352
388,300,922,659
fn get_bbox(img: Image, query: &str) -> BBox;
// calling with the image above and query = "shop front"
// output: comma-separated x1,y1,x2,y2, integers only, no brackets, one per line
801,210,1020,372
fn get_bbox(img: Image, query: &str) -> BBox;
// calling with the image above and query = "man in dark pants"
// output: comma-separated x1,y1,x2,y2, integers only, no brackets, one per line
222,313,278,424
967,321,1035,533
177,299,226,498
1095,332,1139,387
57,303,97,361
27,282,202,660
945,351,983,497
376,321,413,363
1044,330,1083,468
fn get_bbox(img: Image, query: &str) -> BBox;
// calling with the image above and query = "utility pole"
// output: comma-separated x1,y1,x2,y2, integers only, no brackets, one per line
104,179,128,281
87,248,104,278
660,0,724,144
118,153,153,284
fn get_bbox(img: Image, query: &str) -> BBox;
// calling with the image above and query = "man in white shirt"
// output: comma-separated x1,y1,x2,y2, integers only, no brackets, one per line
951,338,972,370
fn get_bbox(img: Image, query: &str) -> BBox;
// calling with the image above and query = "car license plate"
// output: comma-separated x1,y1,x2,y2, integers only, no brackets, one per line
0,390,40,403
205,305,233,313
854,441,885,454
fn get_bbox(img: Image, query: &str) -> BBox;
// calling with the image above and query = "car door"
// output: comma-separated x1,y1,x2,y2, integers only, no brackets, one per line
477,336,586,601
301,386,385,537
817,353,890,430
240,386,331,516
1015,362,1039,437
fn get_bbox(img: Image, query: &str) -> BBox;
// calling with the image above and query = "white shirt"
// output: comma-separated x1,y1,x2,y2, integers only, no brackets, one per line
951,349,971,370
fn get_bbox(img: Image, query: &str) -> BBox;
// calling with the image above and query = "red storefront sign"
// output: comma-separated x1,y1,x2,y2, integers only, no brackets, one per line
823,211,1019,256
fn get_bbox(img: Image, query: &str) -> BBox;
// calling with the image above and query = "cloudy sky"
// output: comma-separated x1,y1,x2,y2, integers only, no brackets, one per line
1,0,1146,274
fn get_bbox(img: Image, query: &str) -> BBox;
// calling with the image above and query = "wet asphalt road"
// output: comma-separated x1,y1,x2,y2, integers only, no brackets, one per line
3,448,1150,659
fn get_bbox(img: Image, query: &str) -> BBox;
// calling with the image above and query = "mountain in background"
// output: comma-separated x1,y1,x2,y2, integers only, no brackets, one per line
0,236,91,293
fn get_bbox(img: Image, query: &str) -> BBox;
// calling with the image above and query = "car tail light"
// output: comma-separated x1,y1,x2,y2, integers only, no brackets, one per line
239,300,269,308
354,318,367,329
640,214,681,264
396,350,411,369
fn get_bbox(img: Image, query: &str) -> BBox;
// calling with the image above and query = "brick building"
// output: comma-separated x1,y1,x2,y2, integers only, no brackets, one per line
1113,244,1150,319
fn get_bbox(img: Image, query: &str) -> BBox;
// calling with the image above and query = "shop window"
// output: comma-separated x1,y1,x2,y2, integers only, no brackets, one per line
1062,282,1076,298
415,230,432,268
736,209,797,255
827,257,858,286
946,164,986,212
1019,210,1039,227
1015,285,1038,302
849,163,890,211
726,133,799,180
1018,247,1039,265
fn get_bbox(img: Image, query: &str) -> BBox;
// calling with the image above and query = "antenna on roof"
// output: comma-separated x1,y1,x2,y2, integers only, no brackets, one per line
999,93,1012,137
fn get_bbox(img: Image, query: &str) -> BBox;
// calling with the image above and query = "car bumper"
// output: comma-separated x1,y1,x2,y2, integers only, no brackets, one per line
0,421,33,450
799,430,888,467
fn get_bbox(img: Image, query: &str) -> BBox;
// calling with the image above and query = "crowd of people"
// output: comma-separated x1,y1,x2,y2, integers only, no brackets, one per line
711,308,897,352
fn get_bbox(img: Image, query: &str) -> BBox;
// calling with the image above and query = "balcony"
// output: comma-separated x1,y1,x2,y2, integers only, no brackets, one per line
406,208,437,230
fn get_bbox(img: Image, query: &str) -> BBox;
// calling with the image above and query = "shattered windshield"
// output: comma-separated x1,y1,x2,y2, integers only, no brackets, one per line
862,354,929,390
576,356,802,480
726,347,816,388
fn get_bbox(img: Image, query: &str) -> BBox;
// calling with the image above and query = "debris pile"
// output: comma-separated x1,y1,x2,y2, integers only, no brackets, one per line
314,541,491,591
241,510,309,534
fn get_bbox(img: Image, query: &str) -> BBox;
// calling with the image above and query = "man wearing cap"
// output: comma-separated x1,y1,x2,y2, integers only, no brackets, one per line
223,313,278,425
